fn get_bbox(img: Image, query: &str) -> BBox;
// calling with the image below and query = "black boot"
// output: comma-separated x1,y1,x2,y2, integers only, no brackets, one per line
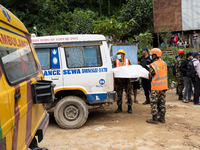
143,99,150,105
115,105,122,113
178,95,183,100
158,114,165,123
146,115,158,124
128,105,132,114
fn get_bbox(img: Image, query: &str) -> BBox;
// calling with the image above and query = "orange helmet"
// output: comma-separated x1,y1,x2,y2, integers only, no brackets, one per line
178,49,185,54
150,48,162,57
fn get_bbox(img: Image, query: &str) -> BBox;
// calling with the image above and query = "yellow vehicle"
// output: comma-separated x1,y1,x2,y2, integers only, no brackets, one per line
0,4,54,150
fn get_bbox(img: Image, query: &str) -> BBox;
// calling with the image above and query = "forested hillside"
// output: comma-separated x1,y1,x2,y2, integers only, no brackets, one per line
1,0,153,40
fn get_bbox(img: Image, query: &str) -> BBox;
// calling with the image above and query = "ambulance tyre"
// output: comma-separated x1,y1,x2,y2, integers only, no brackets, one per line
54,96,88,129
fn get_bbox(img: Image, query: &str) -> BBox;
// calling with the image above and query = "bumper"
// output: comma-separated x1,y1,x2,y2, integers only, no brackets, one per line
107,91,116,102
36,113,49,143
86,91,116,104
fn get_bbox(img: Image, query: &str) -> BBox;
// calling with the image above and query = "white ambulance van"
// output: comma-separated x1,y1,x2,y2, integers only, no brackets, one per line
32,34,116,129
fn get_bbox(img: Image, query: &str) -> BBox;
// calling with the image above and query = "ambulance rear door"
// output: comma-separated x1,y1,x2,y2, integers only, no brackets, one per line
60,40,114,104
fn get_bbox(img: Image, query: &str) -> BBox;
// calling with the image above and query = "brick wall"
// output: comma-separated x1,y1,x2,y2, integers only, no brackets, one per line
153,0,182,33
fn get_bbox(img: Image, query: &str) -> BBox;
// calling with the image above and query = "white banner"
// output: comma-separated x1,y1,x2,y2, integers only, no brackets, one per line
113,65,149,79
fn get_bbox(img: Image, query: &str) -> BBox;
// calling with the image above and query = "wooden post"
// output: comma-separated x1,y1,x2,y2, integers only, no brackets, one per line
182,31,184,39
189,33,192,48
157,32,160,48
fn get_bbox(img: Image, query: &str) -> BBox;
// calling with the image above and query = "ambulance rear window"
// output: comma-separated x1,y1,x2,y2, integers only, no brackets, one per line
0,28,38,85
64,45,102,68
35,48,60,70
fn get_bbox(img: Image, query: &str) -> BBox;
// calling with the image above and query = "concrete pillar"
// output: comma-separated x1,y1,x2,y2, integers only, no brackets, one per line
189,33,192,48
182,31,184,39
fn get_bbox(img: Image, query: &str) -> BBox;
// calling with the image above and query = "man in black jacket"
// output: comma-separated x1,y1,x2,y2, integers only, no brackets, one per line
180,52,193,103
138,48,152,104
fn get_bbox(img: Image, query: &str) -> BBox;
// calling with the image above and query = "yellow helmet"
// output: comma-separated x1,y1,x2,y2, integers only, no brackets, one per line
150,48,162,57
116,49,126,55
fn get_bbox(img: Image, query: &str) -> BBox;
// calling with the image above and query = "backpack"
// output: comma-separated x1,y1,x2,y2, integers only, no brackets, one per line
186,60,197,78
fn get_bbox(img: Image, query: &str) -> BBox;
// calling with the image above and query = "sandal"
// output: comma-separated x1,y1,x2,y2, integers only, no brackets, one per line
182,99,189,103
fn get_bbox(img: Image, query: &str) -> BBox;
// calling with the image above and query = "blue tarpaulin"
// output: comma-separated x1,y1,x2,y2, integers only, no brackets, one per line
112,45,138,65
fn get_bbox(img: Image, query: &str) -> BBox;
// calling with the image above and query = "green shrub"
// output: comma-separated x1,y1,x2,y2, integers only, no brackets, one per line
137,31,153,50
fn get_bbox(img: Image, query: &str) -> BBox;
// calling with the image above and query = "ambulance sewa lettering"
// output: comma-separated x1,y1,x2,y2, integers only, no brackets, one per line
44,70,60,76
63,69,81,75
43,68,108,76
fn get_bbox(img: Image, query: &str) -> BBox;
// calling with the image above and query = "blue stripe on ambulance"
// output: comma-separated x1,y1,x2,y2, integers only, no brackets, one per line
86,93,107,103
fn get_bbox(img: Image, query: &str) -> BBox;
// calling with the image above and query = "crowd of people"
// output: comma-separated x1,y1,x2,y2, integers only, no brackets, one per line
112,43,200,125
113,47,168,124
170,31,198,49
111,29,200,124
175,49,200,105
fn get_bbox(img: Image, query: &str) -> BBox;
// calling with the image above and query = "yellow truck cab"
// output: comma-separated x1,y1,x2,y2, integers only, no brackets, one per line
0,4,54,150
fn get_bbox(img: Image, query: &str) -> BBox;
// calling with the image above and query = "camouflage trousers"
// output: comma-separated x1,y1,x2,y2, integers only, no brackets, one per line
177,78,184,95
150,90,167,115
115,78,132,105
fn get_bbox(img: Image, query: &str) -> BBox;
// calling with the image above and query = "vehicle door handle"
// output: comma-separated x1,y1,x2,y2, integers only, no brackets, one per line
15,93,21,101
51,76,59,80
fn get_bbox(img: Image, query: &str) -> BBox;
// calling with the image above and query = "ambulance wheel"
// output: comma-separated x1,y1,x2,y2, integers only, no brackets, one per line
54,96,88,129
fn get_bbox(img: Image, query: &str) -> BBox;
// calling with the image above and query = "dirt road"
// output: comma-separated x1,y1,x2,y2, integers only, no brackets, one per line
39,90,200,150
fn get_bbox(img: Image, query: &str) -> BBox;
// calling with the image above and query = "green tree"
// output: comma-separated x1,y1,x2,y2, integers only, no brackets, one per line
1,0,143,36
119,0,153,35
137,31,153,49
64,0,126,17
93,17,135,42
1,0,70,35
70,9,97,34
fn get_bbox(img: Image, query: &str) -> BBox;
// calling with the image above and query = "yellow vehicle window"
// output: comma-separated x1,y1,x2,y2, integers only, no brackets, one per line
0,28,38,84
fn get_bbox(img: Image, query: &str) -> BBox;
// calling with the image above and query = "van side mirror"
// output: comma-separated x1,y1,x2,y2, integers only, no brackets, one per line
31,80,55,104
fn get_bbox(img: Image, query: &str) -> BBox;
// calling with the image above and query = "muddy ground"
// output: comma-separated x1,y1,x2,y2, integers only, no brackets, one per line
39,90,200,150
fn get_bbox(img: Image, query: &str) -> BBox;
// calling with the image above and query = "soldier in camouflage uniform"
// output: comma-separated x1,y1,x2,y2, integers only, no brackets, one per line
175,49,185,100
146,48,168,124
115,78,132,106
113,49,133,114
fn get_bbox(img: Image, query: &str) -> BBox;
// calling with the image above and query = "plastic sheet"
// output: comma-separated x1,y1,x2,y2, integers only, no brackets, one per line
113,65,149,79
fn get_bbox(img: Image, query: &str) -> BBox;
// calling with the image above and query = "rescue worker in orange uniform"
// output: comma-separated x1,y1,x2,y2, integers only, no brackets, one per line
146,48,168,124
113,49,133,113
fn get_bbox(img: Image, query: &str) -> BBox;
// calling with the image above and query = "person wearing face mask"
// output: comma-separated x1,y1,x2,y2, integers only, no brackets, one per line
180,52,193,103
146,48,168,124
174,49,185,100
113,49,133,113
138,48,153,104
